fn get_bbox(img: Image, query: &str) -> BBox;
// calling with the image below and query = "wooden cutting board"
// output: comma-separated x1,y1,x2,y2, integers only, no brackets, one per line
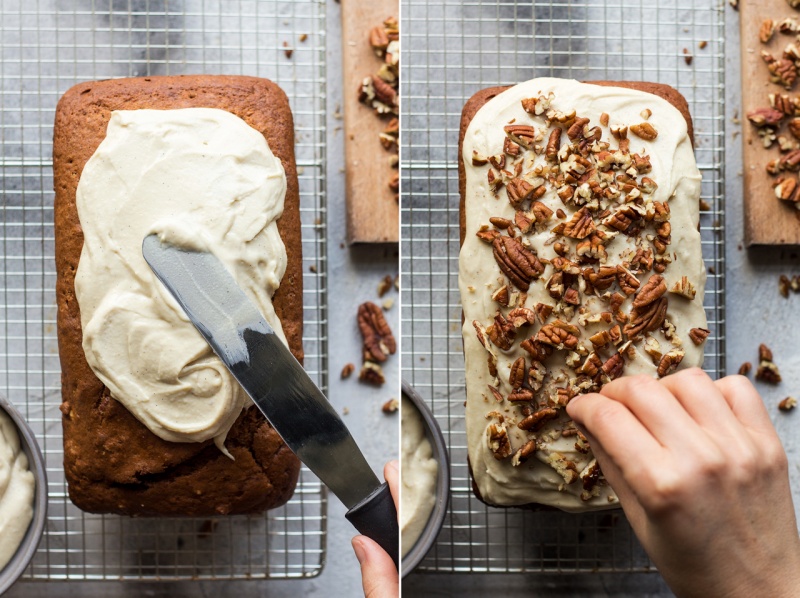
740,2,800,246
341,0,399,244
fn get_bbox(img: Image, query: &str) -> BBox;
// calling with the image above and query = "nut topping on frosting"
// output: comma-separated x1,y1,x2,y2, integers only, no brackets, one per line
462,80,706,509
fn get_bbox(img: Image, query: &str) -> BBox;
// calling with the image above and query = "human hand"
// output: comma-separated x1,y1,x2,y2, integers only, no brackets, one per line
567,369,800,598
352,460,399,598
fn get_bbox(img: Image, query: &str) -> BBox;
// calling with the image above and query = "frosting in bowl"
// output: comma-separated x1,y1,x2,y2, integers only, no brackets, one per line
400,396,438,557
74,108,288,453
0,409,35,571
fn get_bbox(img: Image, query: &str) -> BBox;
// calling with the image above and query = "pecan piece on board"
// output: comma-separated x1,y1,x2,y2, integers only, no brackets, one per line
492,236,545,291
358,301,397,362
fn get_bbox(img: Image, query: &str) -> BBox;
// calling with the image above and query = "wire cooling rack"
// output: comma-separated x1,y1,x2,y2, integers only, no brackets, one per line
0,0,327,581
400,0,726,574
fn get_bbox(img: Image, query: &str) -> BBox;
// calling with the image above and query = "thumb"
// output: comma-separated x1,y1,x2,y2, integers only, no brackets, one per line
352,535,399,598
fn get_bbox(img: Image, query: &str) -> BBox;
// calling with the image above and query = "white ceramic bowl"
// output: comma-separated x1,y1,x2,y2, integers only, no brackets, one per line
0,395,48,596
400,381,450,577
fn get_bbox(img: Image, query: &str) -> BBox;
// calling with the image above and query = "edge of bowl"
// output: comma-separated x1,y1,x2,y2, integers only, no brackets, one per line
400,380,450,578
0,395,48,595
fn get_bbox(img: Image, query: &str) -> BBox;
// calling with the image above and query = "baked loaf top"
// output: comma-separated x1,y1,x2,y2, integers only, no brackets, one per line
54,75,303,516
458,78,708,511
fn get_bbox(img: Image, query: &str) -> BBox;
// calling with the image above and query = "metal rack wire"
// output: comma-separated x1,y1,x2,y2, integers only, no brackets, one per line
0,0,328,581
400,0,726,573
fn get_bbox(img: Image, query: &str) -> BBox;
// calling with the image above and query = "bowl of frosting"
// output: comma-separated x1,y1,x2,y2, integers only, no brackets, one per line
0,395,47,595
400,381,450,577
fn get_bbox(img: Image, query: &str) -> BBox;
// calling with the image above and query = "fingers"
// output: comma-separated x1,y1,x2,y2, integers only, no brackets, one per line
567,392,664,482
659,368,740,431
384,460,400,514
597,375,702,448
714,375,776,435
352,535,399,598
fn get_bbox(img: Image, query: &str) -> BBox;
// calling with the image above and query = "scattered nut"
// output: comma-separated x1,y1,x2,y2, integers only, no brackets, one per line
377,274,394,297
382,398,399,414
340,363,355,379
760,19,776,44
359,361,386,386
738,362,752,376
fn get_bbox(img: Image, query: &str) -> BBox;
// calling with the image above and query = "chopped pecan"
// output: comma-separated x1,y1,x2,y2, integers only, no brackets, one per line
630,247,654,273
508,388,535,402
504,124,537,148
617,265,641,295
489,216,513,229
511,439,538,466
492,285,510,306
340,363,355,379
670,276,697,300
518,407,559,431
487,311,517,350
577,352,603,377
780,149,800,172
545,128,562,162
562,207,596,239
520,337,554,362
757,361,782,384
633,275,667,309
576,234,608,263
584,265,617,291
509,356,526,388
657,350,685,378
487,384,504,402
775,177,800,203
506,177,535,207
580,459,602,494
476,228,501,243
488,353,498,378
789,118,800,140
738,362,752,376
507,307,537,328
625,297,668,339
760,343,774,362
492,236,545,291
487,422,512,459
531,200,554,223
503,136,521,156
630,122,658,141
779,397,797,412
589,329,612,349
515,211,534,234
763,50,798,89
534,303,553,324
536,320,580,350
472,151,488,166
358,302,397,362
760,18,775,43
359,361,385,385
601,352,625,380
689,327,711,345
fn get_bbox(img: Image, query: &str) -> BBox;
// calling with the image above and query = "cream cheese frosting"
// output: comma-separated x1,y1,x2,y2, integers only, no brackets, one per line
0,409,35,571
74,108,288,453
400,396,438,557
460,78,707,511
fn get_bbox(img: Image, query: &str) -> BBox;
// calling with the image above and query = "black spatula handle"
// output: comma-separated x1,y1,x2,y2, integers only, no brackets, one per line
345,482,399,568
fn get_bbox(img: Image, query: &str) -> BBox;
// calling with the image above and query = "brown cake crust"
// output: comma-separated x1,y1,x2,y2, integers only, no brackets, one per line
54,75,303,516
458,80,694,510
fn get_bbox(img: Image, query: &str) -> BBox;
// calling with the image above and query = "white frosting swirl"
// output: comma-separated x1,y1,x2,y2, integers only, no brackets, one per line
461,79,707,510
400,396,438,557
75,108,288,452
0,409,35,570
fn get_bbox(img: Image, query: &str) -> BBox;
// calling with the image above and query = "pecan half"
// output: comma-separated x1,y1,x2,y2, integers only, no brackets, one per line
536,320,580,350
509,356,526,388
508,388,535,402
576,352,603,377
602,352,625,380
630,122,658,141
625,297,668,339
657,350,685,378
747,107,785,128
504,124,537,148
492,236,545,291
689,327,711,345
518,407,559,431
545,128,561,162
358,302,397,362
584,265,617,291
562,207,596,239
633,275,667,309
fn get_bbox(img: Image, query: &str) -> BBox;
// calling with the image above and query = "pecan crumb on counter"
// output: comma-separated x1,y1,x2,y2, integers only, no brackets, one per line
382,398,399,414
738,361,753,376
340,363,355,379
755,343,782,384
779,396,798,412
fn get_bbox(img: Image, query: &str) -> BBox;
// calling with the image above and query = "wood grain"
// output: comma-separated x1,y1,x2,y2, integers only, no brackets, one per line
740,2,800,246
341,0,399,244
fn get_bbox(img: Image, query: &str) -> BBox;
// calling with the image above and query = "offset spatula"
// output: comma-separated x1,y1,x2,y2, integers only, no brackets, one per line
142,234,399,566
